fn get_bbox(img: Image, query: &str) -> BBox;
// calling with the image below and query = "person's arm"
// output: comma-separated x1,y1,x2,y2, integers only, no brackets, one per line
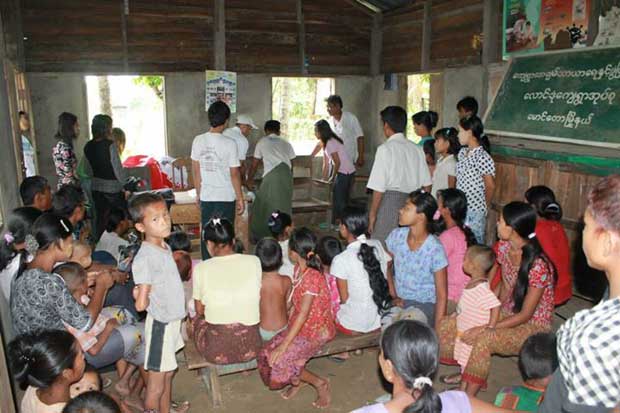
194,299,205,317
133,284,151,312
109,144,127,184
88,318,118,355
246,158,261,190
368,190,383,235
448,175,456,189
322,153,329,181
336,278,348,304
269,294,314,365
85,271,114,323
230,167,245,215
192,160,201,204
483,174,495,206
239,160,246,186
356,136,365,167
487,306,500,328
494,286,545,329
434,267,448,331
310,142,321,157
330,152,341,182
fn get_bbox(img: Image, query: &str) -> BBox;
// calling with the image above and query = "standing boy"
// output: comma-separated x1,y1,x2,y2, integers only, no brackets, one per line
130,193,187,413
191,101,244,259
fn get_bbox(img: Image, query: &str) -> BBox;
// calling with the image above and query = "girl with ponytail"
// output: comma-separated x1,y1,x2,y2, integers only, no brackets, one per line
456,115,495,243
440,202,555,397
386,190,448,331
11,213,114,336
525,185,572,305
437,189,477,312
431,127,459,198
412,111,439,146
259,227,335,409
353,320,516,413
9,329,85,413
0,206,41,301
330,207,392,335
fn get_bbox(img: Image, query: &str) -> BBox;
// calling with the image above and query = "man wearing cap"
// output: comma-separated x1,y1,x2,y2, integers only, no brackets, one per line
224,114,258,184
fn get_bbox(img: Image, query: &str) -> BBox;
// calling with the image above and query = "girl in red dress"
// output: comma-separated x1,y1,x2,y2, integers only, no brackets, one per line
525,186,572,305
258,227,336,409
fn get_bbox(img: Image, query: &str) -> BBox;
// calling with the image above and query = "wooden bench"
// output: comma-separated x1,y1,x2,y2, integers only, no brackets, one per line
183,330,381,408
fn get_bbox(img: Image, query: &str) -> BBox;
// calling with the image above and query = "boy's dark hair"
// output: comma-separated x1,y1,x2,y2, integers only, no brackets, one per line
167,231,191,252
518,332,558,382
316,236,342,266
380,106,407,134
20,176,49,206
207,101,231,128
456,96,479,115
91,114,112,140
467,245,496,274
63,391,121,413
104,208,127,233
54,262,87,292
326,95,343,108
83,364,102,389
128,192,165,223
264,120,281,134
52,185,85,218
255,238,283,272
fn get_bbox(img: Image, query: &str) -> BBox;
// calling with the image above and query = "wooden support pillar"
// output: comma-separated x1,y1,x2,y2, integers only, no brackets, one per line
121,0,129,72
482,0,500,66
296,0,307,75
370,13,382,76
421,0,432,71
214,0,225,71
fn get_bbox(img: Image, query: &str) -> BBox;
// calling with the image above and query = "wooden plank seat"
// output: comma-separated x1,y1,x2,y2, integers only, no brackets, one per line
183,329,381,408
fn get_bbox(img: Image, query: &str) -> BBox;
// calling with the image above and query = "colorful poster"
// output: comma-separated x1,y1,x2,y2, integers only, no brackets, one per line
541,0,591,50
503,0,544,59
205,71,237,113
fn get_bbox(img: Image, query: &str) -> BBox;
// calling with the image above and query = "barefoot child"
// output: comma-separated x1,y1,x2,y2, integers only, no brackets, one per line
259,228,335,409
130,193,188,413
453,245,501,387
268,211,294,278
256,238,291,341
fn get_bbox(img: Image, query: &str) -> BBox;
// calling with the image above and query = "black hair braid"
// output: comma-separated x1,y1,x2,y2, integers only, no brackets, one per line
358,243,392,315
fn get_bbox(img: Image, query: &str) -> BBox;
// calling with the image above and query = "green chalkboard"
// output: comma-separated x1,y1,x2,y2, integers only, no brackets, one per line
485,46,620,148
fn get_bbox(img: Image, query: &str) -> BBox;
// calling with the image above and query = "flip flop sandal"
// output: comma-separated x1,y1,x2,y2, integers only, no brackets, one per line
327,355,347,363
171,400,190,413
439,373,462,385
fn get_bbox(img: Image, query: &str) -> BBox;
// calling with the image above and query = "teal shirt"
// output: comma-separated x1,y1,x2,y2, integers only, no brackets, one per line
417,136,434,146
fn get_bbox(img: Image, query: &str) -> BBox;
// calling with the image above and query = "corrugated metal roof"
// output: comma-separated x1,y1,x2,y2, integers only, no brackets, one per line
356,0,413,12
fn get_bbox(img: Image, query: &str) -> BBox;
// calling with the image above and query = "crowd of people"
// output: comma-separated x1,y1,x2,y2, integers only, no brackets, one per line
1,93,618,413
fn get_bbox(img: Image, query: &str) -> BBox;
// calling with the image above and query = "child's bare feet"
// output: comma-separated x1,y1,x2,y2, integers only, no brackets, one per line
170,400,190,413
122,395,144,412
312,379,330,409
115,381,131,397
280,383,305,400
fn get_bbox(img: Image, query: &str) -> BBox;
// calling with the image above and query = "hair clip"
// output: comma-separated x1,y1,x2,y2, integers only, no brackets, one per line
356,234,367,245
413,376,432,389
306,251,315,259
432,210,441,221
4,232,14,245
545,203,560,212
271,212,279,219
527,232,536,239
59,219,70,233
210,218,221,226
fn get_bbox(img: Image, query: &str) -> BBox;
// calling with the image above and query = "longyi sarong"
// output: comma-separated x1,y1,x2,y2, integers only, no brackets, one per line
372,190,409,245
250,162,293,241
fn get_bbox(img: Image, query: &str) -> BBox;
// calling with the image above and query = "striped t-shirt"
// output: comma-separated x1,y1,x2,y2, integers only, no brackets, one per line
454,281,501,369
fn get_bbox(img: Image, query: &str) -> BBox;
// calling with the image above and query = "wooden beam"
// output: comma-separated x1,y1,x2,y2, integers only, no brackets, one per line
214,0,225,70
482,0,499,66
421,0,431,71
342,0,377,17
370,13,382,76
296,0,307,74
121,0,128,72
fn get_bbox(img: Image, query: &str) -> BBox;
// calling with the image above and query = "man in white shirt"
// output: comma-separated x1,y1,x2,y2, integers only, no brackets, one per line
223,114,258,184
191,101,244,258
367,106,432,244
247,120,296,240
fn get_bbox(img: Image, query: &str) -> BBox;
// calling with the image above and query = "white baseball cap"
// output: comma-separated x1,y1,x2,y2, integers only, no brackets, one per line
236,114,258,130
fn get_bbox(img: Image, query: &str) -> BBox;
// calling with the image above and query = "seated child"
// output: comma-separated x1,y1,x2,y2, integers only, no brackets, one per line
95,208,130,263
317,236,343,319
255,238,291,341
495,332,558,411
70,365,101,398
454,245,501,380
267,210,294,278
19,175,52,211
168,230,197,321
63,391,122,413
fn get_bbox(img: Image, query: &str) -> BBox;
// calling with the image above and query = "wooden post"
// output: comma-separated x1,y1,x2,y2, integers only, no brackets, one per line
482,0,500,66
121,0,129,72
296,0,307,75
370,13,382,76
421,0,432,71
214,0,226,71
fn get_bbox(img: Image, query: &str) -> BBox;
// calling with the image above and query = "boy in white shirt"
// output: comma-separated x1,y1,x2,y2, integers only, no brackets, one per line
95,207,130,263
191,101,244,259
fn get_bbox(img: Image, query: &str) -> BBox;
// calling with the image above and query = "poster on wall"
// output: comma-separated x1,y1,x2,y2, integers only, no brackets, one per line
541,0,591,50
205,70,237,113
594,5,620,46
503,0,544,59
